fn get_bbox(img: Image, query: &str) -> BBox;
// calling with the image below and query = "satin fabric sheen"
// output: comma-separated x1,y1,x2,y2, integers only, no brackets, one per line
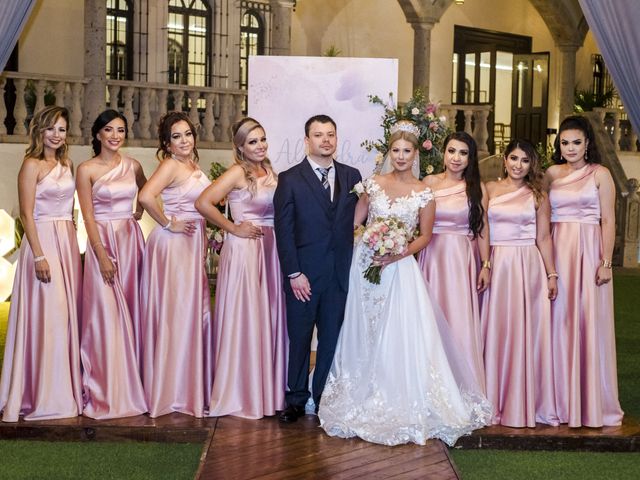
0,162,83,422
319,179,491,446
209,172,287,419
81,157,147,419
417,183,486,393
140,169,212,418
549,164,623,427
481,187,558,427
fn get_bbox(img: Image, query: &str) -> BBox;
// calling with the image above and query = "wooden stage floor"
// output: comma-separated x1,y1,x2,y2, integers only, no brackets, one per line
0,413,638,479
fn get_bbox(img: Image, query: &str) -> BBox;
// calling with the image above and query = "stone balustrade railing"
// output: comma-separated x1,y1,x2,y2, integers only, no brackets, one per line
0,72,88,138
0,72,247,145
593,107,639,153
106,80,247,143
439,103,493,155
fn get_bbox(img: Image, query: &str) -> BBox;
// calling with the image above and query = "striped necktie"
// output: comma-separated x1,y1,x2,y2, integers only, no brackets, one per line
317,167,331,199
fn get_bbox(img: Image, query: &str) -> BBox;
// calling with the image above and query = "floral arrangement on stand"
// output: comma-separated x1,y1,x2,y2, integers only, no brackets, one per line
205,161,229,281
362,89,451,179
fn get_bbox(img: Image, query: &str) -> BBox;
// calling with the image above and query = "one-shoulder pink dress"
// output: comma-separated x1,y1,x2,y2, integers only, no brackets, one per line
81,156,147,419
481,186,558,427
549,163,623,427
208,172,287,419
0,162,83,422
140,168,212,418
417,183,485,392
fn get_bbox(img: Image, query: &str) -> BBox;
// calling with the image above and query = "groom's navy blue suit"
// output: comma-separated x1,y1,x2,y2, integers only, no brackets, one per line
274,157,361,408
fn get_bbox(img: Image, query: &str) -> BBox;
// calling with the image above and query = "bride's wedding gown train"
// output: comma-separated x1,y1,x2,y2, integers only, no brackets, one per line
318,178,491,446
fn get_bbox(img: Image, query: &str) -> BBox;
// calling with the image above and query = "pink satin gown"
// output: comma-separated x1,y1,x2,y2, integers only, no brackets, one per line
140,168,212,418
549,163,623,427
481,186,558,427
81,156,147,419
209,171,287,419
0,162,83,422
417,183,486,392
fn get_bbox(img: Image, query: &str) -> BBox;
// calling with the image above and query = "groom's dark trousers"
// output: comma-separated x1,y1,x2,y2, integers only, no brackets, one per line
274,157,361,408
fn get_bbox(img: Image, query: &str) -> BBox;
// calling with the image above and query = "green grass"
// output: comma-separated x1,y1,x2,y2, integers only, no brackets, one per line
449,450,640,480
0,440,202,479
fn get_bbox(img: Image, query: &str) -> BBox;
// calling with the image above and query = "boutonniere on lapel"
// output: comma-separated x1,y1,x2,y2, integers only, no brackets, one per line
350,181,365,197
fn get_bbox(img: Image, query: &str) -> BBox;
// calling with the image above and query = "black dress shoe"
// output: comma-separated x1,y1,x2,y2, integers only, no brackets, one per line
279,405,305,423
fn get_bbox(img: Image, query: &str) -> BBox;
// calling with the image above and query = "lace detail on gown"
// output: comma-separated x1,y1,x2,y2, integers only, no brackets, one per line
319,177,491,446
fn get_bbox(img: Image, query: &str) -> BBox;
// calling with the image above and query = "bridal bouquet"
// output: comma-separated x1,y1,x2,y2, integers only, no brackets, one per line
361,216,408,284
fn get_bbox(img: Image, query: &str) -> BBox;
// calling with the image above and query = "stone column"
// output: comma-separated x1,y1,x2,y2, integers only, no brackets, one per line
83,0,107,137
269,1,295,56
557,43,579,121
410,20,435,97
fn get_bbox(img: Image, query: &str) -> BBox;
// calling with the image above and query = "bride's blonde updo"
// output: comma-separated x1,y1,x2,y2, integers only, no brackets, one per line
231,117,276,196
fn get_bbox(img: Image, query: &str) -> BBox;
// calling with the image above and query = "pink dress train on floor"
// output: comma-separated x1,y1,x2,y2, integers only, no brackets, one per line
141,168,212,418
0,162,83,422
481,186,558,428
81,156,147,419
209,172,287,419
549,163,623,427
417,183,486,392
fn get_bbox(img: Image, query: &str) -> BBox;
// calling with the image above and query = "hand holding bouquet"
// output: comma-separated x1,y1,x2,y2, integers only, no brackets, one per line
361,216,408,284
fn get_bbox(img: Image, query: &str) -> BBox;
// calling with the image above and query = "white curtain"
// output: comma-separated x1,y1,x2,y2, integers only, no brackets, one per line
579,0,640,133
0,1,36,72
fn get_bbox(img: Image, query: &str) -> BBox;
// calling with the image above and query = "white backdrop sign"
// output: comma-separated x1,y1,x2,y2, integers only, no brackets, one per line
248,56,398,177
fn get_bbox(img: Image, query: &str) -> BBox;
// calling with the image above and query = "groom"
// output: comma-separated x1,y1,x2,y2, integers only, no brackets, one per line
274,114,361,422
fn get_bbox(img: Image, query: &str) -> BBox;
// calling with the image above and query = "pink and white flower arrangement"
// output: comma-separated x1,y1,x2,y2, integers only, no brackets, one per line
361,216,408,284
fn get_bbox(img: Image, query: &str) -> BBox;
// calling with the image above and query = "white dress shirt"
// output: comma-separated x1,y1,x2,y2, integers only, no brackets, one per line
307,157,336,202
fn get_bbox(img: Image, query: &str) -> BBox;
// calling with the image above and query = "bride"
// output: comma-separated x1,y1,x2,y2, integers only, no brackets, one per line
318,121,491,446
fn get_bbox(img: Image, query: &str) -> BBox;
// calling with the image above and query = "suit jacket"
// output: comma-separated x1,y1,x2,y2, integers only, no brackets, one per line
274,157,362,293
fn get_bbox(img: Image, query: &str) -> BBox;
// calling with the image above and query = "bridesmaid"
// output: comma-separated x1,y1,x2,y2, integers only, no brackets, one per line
76,109,147,419
481,139,559,428
195,117,287,419
546,115,623,427
139,111,212,418
417,131,489,392
0,106,83,421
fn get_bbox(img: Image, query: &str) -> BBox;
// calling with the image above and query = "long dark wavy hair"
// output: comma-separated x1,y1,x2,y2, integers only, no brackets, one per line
443,131,484,238
91,109,128,156
503,138,544,202
552,115,601,165
156,111,200,162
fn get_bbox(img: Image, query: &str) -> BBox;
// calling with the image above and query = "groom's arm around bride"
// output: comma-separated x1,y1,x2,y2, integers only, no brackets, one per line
274,114,361,422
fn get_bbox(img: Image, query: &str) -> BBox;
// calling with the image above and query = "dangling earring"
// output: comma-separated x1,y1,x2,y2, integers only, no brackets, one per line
584,150,588,161
502,163,508,179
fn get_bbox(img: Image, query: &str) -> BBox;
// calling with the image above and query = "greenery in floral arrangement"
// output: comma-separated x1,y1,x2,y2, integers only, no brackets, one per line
209,161,228,182
361,89,451,179
535,142,555,171
206,161,229,262
574,86,617,113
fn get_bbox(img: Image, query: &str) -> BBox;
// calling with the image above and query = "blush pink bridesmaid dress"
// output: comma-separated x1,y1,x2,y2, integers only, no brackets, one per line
481,186,558,427
417,183,486,393
0,162,83,422
81,156,147,419
549,163,623,427
208,171,287,419
140,168,212,418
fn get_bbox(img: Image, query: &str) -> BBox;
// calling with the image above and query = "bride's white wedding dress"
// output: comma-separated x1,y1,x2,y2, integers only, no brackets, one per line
318,178,491,446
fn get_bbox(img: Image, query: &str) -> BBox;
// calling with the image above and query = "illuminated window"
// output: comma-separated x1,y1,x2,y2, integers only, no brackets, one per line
106,0,133,80
168,0,211,86
239,10,265,90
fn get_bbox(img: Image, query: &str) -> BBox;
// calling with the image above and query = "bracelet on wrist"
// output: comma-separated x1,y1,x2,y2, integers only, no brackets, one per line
33,255,46,263
601,259,612,269
547,272,559,279
481,260,491,270
162,220,172,230
289,272,302,279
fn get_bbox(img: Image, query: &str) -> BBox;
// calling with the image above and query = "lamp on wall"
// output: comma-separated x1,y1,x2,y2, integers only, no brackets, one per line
455,0,465,4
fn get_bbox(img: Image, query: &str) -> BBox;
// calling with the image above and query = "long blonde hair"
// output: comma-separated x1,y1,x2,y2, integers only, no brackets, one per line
231,117,275,195
24,106,71,167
